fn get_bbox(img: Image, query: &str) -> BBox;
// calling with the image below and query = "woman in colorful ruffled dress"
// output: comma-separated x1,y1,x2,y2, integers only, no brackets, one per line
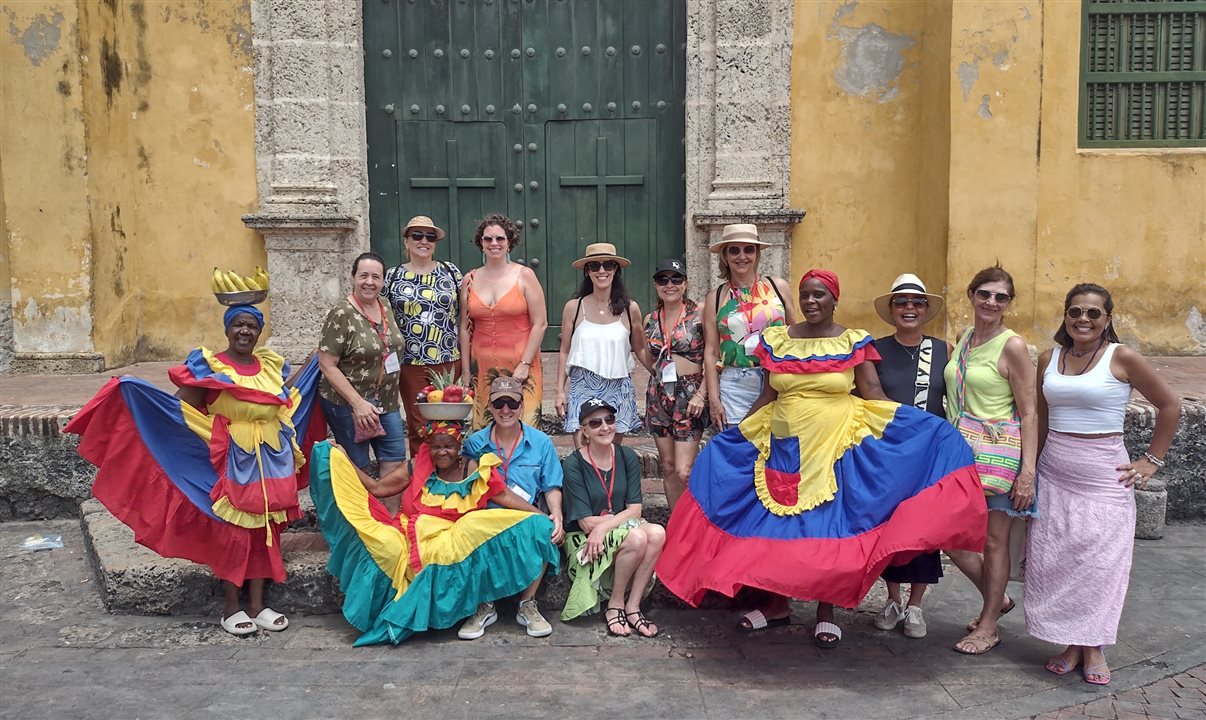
65,304,325,636
656,270,986,648
308,418,560,646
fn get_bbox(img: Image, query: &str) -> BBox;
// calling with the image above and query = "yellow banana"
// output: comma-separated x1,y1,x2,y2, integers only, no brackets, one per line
211,267,225,293
241,274,260,291
228,271,251,292
252,266,269,291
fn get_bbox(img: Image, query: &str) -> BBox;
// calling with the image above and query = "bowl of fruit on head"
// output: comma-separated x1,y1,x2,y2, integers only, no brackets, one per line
416,367,474,421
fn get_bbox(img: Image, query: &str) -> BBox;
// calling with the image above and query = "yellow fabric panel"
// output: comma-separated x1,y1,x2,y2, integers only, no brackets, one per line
210,498,290,528
413,508,534,567
328,446,414,598
418,453,503,513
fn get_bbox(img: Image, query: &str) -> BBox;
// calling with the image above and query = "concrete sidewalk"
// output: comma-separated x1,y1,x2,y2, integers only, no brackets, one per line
2,519,1203,720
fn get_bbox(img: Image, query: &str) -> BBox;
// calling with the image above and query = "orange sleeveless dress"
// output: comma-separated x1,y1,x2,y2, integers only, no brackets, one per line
466,278,543,428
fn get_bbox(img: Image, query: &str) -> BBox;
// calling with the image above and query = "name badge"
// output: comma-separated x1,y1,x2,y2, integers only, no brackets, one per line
510,484,533,503
661,361,678,385
383,351,400,374
742,332,762,354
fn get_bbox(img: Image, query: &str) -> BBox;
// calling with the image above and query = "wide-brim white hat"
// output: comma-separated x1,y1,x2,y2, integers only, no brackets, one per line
708,223,774,252
571,242,631,269
873,273,945,326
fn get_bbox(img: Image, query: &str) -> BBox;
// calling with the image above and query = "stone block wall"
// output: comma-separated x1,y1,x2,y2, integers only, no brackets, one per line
1126,398,1206,522
0,408,95,520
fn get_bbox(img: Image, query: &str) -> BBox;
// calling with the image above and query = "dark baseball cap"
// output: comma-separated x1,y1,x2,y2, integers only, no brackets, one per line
652,258,687,278
578,397,617,423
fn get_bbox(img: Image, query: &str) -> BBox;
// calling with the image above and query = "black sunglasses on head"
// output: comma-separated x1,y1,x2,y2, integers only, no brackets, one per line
491,397,521,410
407,231,438,242
585,260,619,272
584,414,617,429
654,274,686,286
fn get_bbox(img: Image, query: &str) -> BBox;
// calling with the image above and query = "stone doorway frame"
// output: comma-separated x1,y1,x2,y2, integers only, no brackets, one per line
244,0,803,361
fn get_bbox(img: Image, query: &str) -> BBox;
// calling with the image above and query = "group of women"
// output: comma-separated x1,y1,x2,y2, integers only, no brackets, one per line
65,214,1181,688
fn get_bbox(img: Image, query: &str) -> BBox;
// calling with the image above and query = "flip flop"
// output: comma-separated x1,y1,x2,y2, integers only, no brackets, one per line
1083,662,1111,685
736,609,791,633
967,595,1015,632
252,607,289,632
220,610,258,636
1045,655,1080,676
953,632,1000,655
626,611,659,638
814,621,842,649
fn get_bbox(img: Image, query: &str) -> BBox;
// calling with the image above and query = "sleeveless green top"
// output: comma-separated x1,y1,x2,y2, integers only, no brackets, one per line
944,328,1018,421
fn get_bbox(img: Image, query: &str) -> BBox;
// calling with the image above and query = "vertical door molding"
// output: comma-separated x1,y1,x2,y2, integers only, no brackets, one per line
242,0,370,360
685,0,804,289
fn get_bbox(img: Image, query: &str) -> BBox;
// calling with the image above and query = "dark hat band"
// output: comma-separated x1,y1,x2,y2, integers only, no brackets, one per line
891,282,926,293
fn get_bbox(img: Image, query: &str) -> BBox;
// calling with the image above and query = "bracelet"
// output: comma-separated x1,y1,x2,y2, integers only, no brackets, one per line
1144,452,1166,468
518,360,531,367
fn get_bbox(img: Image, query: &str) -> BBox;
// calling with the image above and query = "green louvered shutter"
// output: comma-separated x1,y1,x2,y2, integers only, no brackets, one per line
1080,0,1206,147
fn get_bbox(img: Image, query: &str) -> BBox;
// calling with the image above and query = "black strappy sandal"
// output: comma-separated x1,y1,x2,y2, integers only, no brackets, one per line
626,610,659,638
604,607,630,637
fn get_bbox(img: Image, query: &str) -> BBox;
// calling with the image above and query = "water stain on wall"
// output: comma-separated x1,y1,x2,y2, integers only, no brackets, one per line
3,7,63,66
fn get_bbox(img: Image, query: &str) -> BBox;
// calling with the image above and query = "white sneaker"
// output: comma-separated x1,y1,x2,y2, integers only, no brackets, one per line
516,599,553,638
873,599,905,630
457,602,497,640
902,605,927,638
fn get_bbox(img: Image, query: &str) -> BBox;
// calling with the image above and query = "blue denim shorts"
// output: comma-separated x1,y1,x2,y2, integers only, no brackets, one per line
985,487,1039,518
320,397,408,469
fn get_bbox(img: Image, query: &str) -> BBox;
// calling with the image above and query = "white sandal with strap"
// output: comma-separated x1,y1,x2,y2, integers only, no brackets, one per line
736,609,790,633
220,610,258,636
814,621,843,648
252,607,289,632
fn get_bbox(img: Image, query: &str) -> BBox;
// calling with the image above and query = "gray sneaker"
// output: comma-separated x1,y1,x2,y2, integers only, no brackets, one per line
457,602,497,640
873,599,905,630
902,605,927,638
516,599,553,637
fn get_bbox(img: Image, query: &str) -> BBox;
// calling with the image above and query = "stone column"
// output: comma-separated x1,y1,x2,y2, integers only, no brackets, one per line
685,0,805,290
243,0,369,361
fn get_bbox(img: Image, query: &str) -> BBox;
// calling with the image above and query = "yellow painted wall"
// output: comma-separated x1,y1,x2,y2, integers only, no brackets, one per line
1,1,95,355
789,0,1205,354
1,0,262,369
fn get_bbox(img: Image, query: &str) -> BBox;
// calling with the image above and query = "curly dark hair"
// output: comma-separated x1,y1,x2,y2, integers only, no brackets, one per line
1053,283,1120,348
967,263,1015,298
472,214,521,251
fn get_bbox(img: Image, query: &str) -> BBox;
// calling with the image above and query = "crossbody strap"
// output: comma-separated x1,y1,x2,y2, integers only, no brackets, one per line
913,337,933,410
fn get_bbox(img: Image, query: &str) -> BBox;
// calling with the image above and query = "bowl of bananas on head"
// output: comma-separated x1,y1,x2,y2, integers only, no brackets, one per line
212,266,270,306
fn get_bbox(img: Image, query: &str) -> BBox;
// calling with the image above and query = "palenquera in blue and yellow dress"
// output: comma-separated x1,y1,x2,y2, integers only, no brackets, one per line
64,314,325,586
656,325,986,608
308,424,560,646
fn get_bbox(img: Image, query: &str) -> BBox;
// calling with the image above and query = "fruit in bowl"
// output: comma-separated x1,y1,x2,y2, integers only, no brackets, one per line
416,368,473,404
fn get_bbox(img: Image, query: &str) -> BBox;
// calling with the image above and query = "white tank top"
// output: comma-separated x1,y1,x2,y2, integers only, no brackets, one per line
1043,344,1131,434
566,318,634,379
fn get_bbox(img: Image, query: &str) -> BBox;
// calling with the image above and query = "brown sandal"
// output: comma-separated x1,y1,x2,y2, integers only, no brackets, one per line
966,595,1015,632
605,607,630,637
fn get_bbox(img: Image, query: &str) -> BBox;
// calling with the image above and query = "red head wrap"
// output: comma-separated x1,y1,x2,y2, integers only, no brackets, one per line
800,269,840,301
421,420,465,443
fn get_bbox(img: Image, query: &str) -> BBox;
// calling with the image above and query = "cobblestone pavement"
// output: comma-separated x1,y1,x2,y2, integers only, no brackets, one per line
1031,666,1206,719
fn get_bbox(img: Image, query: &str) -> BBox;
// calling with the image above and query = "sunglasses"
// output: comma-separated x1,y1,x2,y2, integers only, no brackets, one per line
725,244,758,257
585,260,619,272
490,397,521,410
407,231,438,242
1066,305,1105,320
481,234,509,245
584,414,617,429
891,297,928,308
654,274,686,286
974,289,1013,304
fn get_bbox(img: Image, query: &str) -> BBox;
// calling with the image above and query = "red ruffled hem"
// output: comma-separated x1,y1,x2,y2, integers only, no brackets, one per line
655,466,985,608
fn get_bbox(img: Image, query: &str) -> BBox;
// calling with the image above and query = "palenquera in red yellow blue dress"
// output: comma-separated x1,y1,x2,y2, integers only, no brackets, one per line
64,303,325,631
656,322,987,610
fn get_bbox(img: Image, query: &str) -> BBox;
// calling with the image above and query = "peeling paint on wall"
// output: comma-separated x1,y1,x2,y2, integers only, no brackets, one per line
3,7,63,66
977,94,992,119
831,22,916,103
958,61,978,102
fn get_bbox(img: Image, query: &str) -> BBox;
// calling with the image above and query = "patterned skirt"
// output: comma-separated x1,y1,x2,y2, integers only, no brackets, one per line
563,366,641,433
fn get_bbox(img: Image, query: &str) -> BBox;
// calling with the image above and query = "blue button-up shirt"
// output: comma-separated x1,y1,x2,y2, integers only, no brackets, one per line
462,422,563,504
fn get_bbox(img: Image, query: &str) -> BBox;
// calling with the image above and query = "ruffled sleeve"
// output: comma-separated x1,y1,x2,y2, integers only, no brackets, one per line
755,327,881,375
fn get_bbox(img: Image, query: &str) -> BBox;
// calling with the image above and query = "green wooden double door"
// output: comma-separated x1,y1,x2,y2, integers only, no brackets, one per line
364,0,686,347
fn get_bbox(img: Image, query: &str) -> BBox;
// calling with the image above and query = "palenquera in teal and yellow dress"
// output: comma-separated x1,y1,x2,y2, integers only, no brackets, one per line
657,319,987,609
309,418,559,646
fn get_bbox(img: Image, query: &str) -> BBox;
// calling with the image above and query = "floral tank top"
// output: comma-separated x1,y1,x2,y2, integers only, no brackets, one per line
715,278,788,368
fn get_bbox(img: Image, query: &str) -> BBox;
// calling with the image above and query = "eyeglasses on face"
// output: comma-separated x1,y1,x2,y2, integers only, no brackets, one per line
481,234,509,245
585,260,619,273
891,297,928,308
725,244,758,257
974,289,1013,304
407,231,438,242
584,414,617,429
491,397,521,410
1066,305,1105,320
654,274,686,286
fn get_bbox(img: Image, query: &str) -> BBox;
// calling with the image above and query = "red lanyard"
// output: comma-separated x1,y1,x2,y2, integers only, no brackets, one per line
491,426,524,482
586,445,616,515
728,281,759,334
350,295,391,386
657,305,686,359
